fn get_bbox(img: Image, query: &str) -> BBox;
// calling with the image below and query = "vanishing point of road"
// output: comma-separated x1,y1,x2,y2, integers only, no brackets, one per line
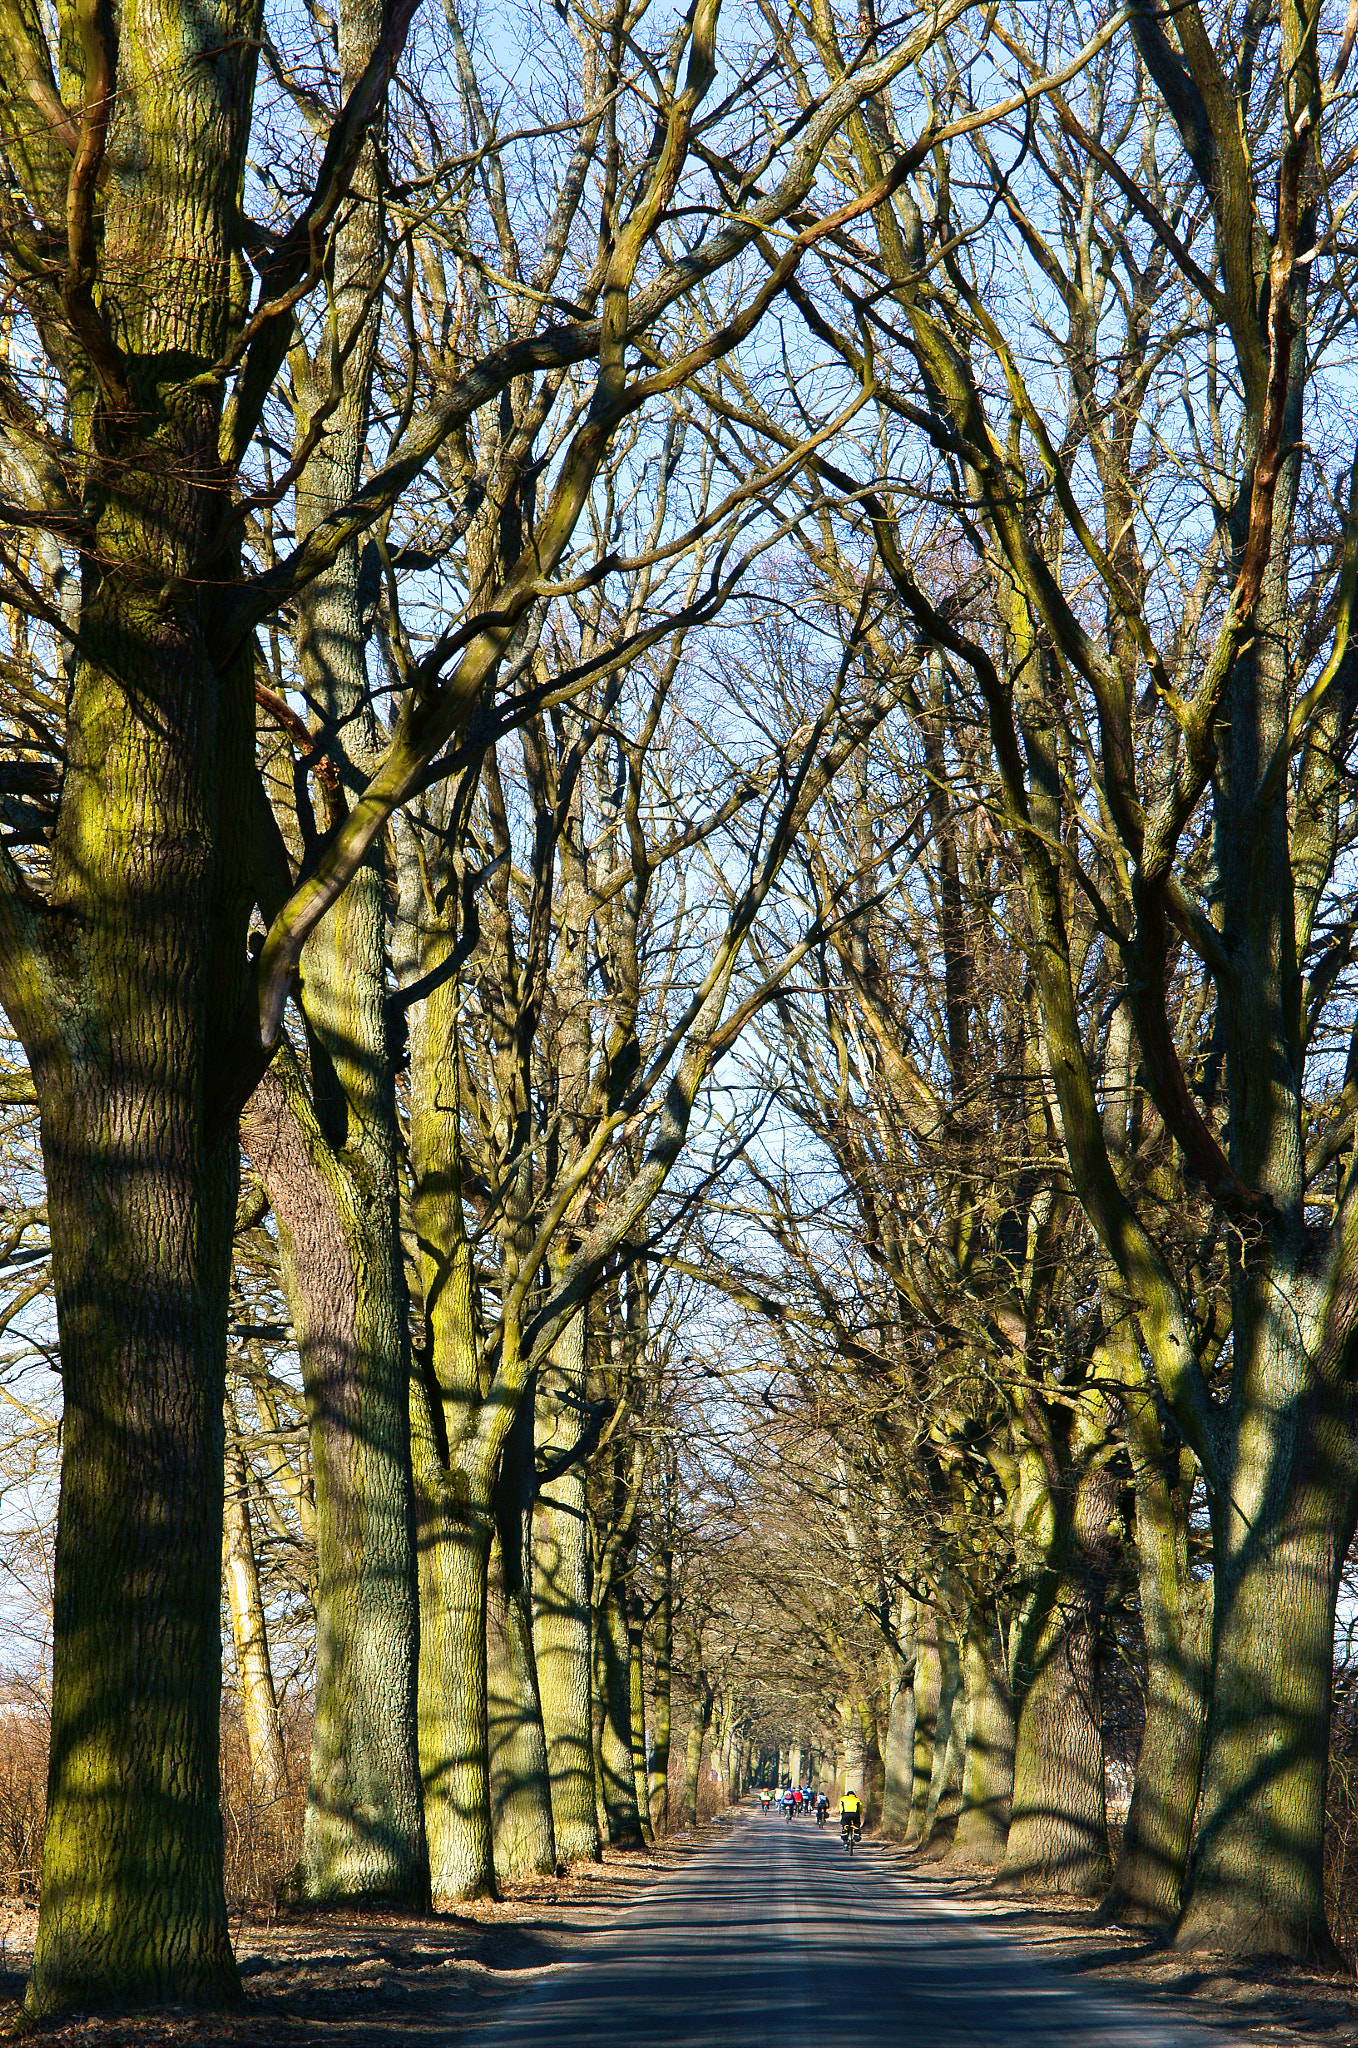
465,1807,1228,2047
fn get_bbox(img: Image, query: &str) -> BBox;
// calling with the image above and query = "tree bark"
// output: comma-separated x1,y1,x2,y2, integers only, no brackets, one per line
1174,1372,1357,1962
411,1376,495,1904
32,1061,243,2012
906,1619,940,1844
595,1560,645,1846
486,1394,556,1879
533,1307,602,1865
678,1675,713,1827
223,1417,286,1807
918,1616,964,1857
1101,1357,1211,1926
242,1062,427,1904
648,1551,672,1833
628,1587,655,1844
950,1604,1014,1866
879,1593,918,1839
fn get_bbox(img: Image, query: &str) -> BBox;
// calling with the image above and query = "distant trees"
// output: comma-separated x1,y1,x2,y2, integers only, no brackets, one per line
7,0,1358,2013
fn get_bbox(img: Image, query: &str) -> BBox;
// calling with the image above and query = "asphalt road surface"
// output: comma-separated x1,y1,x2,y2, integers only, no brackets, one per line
465,1808,1224,2047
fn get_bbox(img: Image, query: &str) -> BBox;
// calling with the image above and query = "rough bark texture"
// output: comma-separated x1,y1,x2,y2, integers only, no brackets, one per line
486,1399,556,1879
1175,1373,1356,1962
1101,1352,1211,1926
596,1563,644,1846
14,0,266,2000
413,1400,495,1905
243,1065,427,1904
678,1676,713,1828
906,1620,940,1843
918,1619,964,1857
950,1606,1014,1867
533,1309,602,1865
648,1556,672,1832
627,1591,655,1844
879,1597,918,1839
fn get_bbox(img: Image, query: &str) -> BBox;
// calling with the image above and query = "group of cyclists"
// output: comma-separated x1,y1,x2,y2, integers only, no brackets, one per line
757,1779,863,1849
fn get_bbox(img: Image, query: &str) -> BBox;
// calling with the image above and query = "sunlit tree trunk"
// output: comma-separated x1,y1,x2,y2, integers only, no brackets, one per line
919,1613,963,1857
242,1049,427,1906
223,1417,286,1807
487,1395,556,1879
1175,1363,1357,1961
1002,1442,1113,1895
879,1592,918,1838
678,1672,713,1827
950,1604,1014,1867
1100,1337,1210,1926
533,1306,602,1865
648,1549,672,1832
595,1555,644,1845
628,1588,655,1843
906,1618,940,1844
10,0,266,2005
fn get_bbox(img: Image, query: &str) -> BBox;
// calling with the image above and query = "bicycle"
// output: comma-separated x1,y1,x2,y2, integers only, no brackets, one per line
840,1814,861,1855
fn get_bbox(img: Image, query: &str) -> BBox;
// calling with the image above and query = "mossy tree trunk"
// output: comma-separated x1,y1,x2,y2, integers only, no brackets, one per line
241,1050,427,1904
1100,1318,1211,1927
533,1306,603,1865
879,1592,918,1839
919,1613,964,1857
4,0,268,2004
486,1393,556,1879
1002,1436,1115,1895
595,1554,644,1845
1174,1363,1358,1962
950,1604,1014,1867
678,1669,713,1828
627,1585,655,1843
648,1546,673,1832
905,1620,940,1843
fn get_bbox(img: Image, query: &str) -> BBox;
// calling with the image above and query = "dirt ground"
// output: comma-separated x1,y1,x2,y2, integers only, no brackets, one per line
1,1814,1357,2044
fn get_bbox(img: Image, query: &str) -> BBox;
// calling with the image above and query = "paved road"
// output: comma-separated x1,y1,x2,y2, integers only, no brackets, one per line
465,1809,1225,2046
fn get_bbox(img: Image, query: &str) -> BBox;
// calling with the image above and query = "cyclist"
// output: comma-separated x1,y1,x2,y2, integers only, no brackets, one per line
816,1791,829,1827
792,1786,803,1818
781,1784,795,1821
839,1787,863,1848
760,1785,773,1814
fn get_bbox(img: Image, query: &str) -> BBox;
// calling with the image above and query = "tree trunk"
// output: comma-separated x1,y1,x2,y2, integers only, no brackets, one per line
678,1677,713,1828
242,1062,427,1905
838,1702,866,1800
628,1589,655,1844
1174,1371,1356,1963
412,1402,495,1904
1002,1567,1109,1892
486,1392,556,1879
18,6,262,1992
879,1593,918,1839
919,1617,964,1857
906,1618,940,1844
593,1571,644,1847
533,1309,603,1865
648,1554,672,1833
223,1420,286,1807
32,1069,243,2013
1102,1362,1211,1926
950,1605,1014,1866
